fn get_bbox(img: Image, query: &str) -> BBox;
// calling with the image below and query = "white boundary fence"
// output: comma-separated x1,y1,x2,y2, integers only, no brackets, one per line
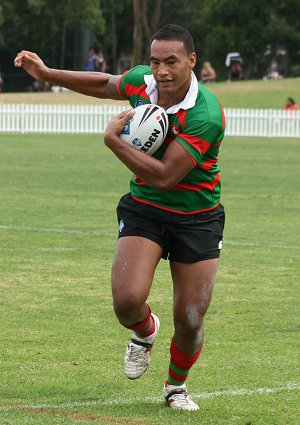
0,104,300,137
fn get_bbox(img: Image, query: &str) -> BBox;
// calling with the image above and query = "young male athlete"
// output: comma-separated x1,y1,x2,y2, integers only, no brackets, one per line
15,24,225,411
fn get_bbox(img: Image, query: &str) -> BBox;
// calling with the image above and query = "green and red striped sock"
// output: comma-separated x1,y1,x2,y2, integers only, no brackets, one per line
166,338,203,386
126,305,155,338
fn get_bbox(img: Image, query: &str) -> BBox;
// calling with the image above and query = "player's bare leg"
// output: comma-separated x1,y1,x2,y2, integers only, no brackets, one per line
111,236,162,379
171,258,218,352
163,258,219,410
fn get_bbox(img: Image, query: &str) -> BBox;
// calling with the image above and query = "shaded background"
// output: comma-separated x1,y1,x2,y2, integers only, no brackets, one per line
0,0,299,92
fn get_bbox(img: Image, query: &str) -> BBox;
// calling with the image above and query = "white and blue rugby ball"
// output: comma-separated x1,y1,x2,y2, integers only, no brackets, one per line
120,104,169,155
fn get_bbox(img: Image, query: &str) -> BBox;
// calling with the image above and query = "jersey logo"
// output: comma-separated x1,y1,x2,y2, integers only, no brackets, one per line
171,124,179,135
135,100,145,108
119,219,125,233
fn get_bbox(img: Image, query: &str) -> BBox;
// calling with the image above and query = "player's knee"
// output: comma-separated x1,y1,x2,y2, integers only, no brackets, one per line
174,310,205,341
113,294,140,319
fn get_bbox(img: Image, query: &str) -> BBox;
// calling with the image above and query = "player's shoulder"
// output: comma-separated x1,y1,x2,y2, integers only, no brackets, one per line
122,65,151,83
183,83,224,133
190,83,223,120
196,83,220,107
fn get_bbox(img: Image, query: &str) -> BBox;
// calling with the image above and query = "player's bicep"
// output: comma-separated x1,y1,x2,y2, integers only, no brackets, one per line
106,75,127,100
160,139,196,188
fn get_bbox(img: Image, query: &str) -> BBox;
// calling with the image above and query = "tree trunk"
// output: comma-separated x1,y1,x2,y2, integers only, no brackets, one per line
132,0,142,66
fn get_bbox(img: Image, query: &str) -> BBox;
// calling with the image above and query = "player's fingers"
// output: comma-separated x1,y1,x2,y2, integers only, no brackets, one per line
14,51,37,67
117,109,133,118
14,52,29,67
121,109,136,122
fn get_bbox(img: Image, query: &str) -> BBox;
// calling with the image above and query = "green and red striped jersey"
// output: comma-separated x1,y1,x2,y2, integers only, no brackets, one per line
117,65,225,214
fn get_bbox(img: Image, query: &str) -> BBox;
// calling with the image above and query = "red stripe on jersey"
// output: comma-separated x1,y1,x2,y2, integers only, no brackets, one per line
131,195,220,215
134,176,146,185
125,83,148,98
180,134,211,154
176,109,187,127
200,157,218,170
116,76,123,97
172,173,220,192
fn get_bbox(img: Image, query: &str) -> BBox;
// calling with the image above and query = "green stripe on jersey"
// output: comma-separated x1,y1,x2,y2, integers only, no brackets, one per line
119,65,225,214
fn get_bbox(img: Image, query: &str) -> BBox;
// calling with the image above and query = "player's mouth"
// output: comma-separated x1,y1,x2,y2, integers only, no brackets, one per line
158,79,173,85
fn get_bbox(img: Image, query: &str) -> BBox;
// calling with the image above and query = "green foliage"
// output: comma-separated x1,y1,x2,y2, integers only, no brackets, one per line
0,0,300,78
62,0,104,33
201,0,270,78
0,0,105,67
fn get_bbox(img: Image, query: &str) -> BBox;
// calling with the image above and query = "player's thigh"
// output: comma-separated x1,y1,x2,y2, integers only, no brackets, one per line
112,236,162,305
170,258,219,325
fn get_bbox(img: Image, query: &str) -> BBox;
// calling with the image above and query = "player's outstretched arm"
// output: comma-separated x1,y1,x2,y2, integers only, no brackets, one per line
14,50,125,100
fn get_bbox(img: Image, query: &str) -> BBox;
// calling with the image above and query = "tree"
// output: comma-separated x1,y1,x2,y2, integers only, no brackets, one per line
1,0,300,89
0,0,105,68
132,0,162,65
199,0,271,79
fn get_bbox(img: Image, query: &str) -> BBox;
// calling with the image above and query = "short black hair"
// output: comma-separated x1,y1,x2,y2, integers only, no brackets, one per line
151,24,195,55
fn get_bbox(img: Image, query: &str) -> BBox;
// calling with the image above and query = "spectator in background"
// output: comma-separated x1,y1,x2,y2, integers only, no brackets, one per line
229,60,243,81
0,72,3,103
199,61,216,83
225,52,243,81
84,47,97,71
284,97,298,111
95,49,107,73
0,72,3,92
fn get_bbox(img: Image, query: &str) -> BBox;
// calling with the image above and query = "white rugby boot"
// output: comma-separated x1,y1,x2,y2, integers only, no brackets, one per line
163,383,199,411
124,313,160,379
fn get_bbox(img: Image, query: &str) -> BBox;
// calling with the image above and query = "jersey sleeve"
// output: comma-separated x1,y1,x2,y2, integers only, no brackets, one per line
117,65,151,107
174,103,225,167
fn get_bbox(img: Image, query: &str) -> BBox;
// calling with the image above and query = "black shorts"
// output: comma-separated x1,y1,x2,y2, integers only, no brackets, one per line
116,194,225,263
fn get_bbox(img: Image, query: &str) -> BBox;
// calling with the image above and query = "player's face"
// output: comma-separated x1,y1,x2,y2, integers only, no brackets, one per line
150,39,196,100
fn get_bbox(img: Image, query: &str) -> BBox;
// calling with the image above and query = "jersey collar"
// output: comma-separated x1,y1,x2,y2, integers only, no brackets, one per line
144,72,198,114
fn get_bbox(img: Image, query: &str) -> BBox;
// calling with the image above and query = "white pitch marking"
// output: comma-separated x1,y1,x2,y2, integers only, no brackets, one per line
224,240,300,250
0,247,79,252
0,224,114,237
0,381,298,411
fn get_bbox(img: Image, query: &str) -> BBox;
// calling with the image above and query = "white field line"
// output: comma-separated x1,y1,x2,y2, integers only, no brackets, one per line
0,381,299,411
0,247,79,252
0,224,114,237
1,224,299,250
224,240,300,250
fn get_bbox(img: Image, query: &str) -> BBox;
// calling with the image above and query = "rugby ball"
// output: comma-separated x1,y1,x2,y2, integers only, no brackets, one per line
120,104,168,155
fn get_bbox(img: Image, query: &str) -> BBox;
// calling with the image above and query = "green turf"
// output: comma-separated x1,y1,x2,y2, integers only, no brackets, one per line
0,134,299,425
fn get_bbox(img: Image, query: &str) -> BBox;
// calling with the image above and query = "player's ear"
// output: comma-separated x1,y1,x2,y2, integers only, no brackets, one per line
190,52,196,69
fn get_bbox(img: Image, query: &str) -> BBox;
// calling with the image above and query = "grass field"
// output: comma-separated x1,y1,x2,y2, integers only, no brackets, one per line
1,77,300,109
0,133,299,425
